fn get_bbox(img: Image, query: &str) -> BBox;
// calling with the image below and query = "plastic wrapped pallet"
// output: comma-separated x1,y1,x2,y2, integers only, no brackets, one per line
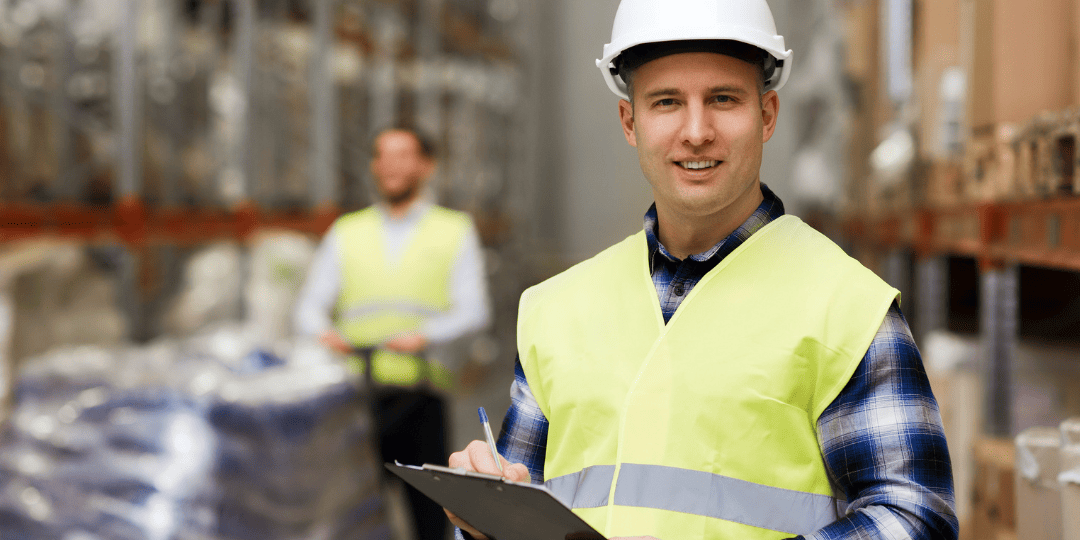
1062,417,1080,540
1014,426,1062,540
0,328,388,540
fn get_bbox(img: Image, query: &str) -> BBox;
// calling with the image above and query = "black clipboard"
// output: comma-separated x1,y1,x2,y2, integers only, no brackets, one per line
385,462,606,540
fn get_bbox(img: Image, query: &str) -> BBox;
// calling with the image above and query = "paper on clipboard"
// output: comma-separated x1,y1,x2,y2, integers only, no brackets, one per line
385,462,606,540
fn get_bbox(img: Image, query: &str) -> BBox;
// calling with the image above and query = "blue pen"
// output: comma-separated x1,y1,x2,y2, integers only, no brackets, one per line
478,407,504,474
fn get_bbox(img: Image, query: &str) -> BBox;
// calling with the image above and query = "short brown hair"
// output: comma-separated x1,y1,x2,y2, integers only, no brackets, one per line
373,126,437,159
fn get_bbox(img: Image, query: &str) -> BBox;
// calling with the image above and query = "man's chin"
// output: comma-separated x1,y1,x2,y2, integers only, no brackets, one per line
382,187,419,206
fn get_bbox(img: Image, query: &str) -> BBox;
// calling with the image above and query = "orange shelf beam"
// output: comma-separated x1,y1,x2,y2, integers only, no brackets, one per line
843,197,1080,273
0,201,341,246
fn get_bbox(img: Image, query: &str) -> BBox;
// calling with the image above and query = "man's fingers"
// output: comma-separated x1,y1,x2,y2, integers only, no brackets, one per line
461,439,504,475
447,445,476,470
449,442,530,483
505,462,530,482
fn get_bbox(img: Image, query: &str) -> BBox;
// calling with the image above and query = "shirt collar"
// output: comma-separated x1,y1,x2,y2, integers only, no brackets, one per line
376,196,433,224
645,183,786,271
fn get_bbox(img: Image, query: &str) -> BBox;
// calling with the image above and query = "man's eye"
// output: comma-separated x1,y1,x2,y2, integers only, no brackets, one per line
713,95,732,103
656,98,676,107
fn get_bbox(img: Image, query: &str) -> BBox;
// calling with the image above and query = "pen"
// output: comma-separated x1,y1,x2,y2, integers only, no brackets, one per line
478,407,504,474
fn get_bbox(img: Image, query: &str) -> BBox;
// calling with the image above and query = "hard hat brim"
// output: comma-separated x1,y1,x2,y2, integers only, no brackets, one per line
596,31,793,100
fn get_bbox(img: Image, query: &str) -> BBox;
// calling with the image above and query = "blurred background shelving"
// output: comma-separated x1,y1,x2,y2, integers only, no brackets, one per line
834,0,1080,538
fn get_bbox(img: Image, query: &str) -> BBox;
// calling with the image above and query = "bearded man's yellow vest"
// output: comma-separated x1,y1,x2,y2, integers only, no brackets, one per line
334,205,471,390
518,215,899,539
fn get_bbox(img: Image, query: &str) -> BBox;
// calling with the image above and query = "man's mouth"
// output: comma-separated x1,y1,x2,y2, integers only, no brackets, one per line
678,160,720,170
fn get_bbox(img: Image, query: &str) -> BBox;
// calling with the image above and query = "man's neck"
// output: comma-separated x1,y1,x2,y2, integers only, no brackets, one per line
383,194,423,220
654,188,764,260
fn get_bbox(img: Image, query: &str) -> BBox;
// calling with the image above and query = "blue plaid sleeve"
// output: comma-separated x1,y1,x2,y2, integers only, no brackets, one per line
802,302,959,540
495,357,550,484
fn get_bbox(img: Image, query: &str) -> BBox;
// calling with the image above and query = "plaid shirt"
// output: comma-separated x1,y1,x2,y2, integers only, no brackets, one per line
474,185,958,540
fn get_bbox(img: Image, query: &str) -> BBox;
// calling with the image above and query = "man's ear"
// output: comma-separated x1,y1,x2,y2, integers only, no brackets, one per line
618,99,637,147
419,156,436,180
760,90,779,144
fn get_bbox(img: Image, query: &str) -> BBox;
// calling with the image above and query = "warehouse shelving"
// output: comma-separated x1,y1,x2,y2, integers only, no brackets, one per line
844,197,1080,274
0,200,339,245
0,0,541,372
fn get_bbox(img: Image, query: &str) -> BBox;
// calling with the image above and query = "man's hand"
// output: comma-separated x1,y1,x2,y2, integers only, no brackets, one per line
385,331,428,354
319,330,353,354
444,440,530,539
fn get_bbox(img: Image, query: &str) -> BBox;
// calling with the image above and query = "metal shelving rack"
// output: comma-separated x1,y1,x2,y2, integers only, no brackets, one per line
0,0,540,356
841,188,1080,438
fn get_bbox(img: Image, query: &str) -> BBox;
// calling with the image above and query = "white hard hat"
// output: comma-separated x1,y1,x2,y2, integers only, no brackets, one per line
596,0,793,100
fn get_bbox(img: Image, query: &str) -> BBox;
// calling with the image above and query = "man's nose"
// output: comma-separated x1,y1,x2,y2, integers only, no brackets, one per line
681,103,716,147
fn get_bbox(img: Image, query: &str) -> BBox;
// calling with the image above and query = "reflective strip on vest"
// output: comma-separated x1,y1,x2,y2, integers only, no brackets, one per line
545,465,615,508
339,301,442,322
547,463,842,535
346,350,455,390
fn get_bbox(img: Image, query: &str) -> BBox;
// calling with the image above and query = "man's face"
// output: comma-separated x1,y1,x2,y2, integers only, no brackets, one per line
370,130,432,205
619,52,778,226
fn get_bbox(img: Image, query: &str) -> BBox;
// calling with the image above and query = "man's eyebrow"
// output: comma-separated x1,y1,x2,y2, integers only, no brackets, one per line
709,85,750,96
641,88,681,100
641,85,751,100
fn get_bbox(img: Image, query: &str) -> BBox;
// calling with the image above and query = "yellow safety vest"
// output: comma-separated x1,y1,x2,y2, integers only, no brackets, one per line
518,215,898,539
334,205,472,390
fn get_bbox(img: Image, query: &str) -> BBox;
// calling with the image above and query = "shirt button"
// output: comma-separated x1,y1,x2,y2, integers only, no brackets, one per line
673,283,685,296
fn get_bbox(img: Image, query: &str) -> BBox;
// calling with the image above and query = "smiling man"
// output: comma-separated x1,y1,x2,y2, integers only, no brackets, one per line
446,1,959,539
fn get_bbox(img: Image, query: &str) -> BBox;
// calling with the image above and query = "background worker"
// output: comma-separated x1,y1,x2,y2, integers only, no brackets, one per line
295,126,491,540
447,0,958,539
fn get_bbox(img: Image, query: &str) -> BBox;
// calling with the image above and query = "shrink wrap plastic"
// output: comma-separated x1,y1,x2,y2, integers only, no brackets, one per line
0,327,388,540
1013,427,1062,540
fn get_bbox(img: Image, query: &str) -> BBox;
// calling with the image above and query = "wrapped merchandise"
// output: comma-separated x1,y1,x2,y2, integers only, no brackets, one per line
1,239,128,371
0,327,388,540
162,243,245,338
242,231,317,346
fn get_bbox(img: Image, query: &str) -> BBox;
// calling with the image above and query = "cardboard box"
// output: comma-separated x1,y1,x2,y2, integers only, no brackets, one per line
1061,418,1080,540
929,368,982,525
1014,427,1062,540
1075,0,1080,107
914,0,963,160
964,0,1075,130
1063,464,1080,540
923,160,965,208
962,123,1018,202
972,438,1016,540
922,331,983,528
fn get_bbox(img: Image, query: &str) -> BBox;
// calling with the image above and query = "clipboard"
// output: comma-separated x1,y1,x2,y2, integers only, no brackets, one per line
385,462,606,540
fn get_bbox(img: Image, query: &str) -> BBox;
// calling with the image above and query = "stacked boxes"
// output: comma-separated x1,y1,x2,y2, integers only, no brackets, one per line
961,109,1080,203
843,0,1080,211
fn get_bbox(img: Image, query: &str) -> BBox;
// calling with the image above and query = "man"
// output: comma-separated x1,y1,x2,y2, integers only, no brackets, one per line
294,127,491,540
446,1,958,539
